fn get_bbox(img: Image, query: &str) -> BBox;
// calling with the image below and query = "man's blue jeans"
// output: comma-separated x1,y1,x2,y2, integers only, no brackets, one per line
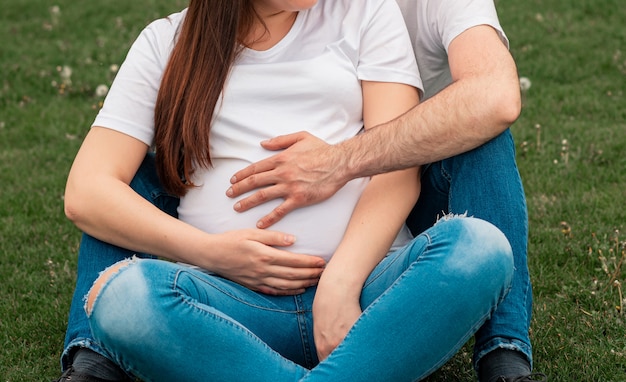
61,128,530,376
86,216,513,382
406,128,533,369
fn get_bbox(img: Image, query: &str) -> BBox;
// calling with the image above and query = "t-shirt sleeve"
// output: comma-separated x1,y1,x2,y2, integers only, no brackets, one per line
356,0,423,94
91,15,180,146
431,0,509,53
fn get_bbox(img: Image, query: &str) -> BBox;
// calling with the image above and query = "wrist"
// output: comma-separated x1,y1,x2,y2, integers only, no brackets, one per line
175,229,219,270
333,139,362,182
319,263,366,296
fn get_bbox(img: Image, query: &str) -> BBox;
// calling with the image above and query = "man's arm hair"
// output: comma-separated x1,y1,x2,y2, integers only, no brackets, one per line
340,25,521,180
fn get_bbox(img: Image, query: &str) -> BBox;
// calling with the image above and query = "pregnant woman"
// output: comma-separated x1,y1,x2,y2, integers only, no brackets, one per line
58,0,514,381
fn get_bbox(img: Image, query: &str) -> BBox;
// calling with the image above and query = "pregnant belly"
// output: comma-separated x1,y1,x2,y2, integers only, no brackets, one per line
178,159,369,261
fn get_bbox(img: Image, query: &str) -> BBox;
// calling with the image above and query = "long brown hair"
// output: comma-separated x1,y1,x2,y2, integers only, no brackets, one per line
154,0,257,196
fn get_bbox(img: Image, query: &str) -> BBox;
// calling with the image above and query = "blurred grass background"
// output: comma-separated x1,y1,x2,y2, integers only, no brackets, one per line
0,0,624,380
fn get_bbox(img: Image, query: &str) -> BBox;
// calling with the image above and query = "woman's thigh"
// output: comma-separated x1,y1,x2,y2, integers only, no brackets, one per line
359,234,429,308
173,264,319,366
91,259,318,369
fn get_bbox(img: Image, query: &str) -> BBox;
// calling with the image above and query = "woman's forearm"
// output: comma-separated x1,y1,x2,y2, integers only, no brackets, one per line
63,127,219,267
65,171,213,264
64,128,327,295
322,78,421,287
321,168,420,292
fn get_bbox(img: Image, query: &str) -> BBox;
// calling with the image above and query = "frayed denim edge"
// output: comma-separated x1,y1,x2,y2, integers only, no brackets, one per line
83,256,138,317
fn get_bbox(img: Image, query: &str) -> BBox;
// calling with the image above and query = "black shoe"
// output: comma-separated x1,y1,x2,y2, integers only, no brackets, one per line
54,366,127,382
497,373,548,382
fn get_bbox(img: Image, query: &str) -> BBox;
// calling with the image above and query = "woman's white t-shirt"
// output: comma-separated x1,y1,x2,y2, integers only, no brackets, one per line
93,0,422,261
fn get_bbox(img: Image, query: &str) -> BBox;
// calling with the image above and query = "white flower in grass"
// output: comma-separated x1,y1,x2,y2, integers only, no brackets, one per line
95,84,109,97
110,64,119,74
59,65,72,85
519,77,532,92
50,5,61,24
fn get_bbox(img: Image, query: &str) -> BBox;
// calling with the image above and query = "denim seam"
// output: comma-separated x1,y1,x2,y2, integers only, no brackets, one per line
361,248,407,288
516,260,532,327
293,294,315,368
171,276,303,361
173,268,299,313
440,157,457,220
423,161,451,196
363,230,435,289
419,308,497,381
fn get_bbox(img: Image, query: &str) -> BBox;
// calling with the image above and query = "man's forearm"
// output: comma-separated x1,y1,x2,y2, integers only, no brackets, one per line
341,87,510,179
340,27,521,181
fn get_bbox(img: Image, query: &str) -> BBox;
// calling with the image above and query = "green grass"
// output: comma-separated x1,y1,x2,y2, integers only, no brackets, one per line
0,0,624,381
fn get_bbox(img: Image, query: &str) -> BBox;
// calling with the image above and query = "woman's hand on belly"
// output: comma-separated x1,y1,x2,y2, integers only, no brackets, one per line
208,228,326,296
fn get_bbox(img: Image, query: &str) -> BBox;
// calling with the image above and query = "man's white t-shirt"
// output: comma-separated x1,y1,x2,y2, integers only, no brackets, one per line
396,0,509,100
93,0,422,261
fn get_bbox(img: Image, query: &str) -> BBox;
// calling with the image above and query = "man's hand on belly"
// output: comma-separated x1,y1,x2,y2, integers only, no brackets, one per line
227,132,348,228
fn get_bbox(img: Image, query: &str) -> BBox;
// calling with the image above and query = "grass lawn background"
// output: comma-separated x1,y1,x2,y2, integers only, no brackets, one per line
0,0,624,380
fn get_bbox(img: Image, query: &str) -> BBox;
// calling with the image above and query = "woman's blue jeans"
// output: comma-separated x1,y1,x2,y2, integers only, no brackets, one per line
87,216,513,382
61,128,530,377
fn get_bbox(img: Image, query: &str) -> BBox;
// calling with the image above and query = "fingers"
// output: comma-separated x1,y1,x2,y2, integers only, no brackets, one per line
259,131,310,150
227,131,313,196
258,286,307,296
256,270,322,296
216,229,327,296
252,234,326,288
251,253,326,296
231,183,285,213
268,250,326,270
228,158,278,197
249,229,327,268
253,229,297,247
232,187,297,227
255,200,297,228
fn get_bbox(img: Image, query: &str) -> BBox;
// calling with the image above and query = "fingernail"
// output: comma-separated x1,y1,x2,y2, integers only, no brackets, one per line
234,202,241,211
230,176,237,183
226,188,233,197
284,234,295,243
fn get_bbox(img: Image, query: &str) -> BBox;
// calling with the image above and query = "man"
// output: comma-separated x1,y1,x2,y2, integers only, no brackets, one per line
226,1,541,381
